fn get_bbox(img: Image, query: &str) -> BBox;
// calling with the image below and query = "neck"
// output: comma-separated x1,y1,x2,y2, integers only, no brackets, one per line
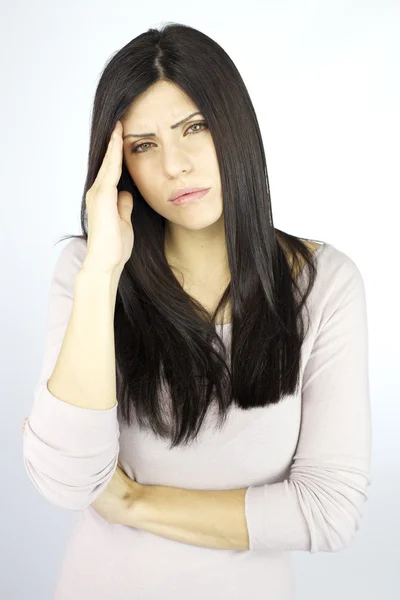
164,217,230,286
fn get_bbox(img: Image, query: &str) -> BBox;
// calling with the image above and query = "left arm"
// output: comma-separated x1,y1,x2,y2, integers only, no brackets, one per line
21,415,248,548
86,460,249,550
125,482,250,550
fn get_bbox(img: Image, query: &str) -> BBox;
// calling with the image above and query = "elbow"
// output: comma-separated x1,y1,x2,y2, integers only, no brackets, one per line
23,453,119,512
300,480,372,554
322,517,364,553
22,414,120,511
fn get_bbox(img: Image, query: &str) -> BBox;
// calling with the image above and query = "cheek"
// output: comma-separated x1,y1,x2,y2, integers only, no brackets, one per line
124,160,148,191
126,164,162,205
199,144,220,175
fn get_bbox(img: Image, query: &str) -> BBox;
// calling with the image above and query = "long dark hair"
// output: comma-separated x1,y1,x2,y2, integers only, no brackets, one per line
57,22,323,449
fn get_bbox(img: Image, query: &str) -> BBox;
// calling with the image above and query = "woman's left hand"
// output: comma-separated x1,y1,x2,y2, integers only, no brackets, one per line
90,463,142,525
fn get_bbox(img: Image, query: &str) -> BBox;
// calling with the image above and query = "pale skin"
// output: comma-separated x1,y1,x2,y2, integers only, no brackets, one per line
22,79,320,547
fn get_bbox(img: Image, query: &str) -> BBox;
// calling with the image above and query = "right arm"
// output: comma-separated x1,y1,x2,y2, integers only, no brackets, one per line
23,120,133,510
47,263,122,411
22,243,123,511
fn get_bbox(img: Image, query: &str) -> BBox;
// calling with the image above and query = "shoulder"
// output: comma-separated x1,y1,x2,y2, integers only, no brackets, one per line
282,238,322,279
51,237,88,285
277,234,363,289
56,237,87,265
292,240,367,317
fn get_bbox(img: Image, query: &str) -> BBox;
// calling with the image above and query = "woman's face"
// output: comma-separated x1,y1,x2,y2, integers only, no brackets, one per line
120,80,223,232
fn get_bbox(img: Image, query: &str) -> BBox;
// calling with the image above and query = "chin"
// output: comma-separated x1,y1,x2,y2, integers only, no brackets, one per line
176,208,223,229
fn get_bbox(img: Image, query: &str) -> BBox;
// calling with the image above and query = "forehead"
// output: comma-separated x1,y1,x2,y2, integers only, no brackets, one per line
122,80,198,124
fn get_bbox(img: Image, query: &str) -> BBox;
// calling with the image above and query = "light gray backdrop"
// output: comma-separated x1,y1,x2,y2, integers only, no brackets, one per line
2,0,398,598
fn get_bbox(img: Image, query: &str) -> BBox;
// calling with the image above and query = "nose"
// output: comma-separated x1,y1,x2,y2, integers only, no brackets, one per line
161,144,192,179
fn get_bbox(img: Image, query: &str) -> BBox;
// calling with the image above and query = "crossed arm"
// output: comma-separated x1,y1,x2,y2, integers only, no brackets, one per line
22,417,249,550
124,480,250,551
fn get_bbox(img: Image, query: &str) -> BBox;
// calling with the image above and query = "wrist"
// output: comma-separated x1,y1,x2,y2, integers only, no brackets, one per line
77,263,123,300
124,481,149,528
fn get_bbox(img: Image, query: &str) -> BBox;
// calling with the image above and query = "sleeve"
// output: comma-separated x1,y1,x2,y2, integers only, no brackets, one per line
22,239,120,511
244,256,372,553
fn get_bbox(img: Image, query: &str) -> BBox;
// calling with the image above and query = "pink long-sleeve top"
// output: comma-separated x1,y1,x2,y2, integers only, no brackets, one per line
22,237,372,599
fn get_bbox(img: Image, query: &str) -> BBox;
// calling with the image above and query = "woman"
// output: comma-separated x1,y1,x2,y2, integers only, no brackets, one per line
22,22,371,599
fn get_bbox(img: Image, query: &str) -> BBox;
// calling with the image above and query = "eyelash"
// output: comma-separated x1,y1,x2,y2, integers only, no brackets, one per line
130,121,208,154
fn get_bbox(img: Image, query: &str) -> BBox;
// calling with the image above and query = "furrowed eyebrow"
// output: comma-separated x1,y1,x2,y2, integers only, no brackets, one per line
122,112,203,140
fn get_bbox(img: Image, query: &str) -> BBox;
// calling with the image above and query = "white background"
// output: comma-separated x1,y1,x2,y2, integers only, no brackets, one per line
1,0,398,598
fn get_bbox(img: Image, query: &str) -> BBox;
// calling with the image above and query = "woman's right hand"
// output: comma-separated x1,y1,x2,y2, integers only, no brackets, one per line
83,120,134,275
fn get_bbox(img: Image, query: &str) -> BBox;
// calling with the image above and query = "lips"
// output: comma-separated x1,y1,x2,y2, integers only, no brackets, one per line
169,187,209,202
169,188,210,206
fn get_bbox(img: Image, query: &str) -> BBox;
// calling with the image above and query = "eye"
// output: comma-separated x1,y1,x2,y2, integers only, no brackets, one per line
130,121,208,154
186,121,208,135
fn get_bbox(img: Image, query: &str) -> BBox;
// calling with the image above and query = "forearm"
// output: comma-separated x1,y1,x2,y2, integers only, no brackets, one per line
47,264,122,410
126,483,250,551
